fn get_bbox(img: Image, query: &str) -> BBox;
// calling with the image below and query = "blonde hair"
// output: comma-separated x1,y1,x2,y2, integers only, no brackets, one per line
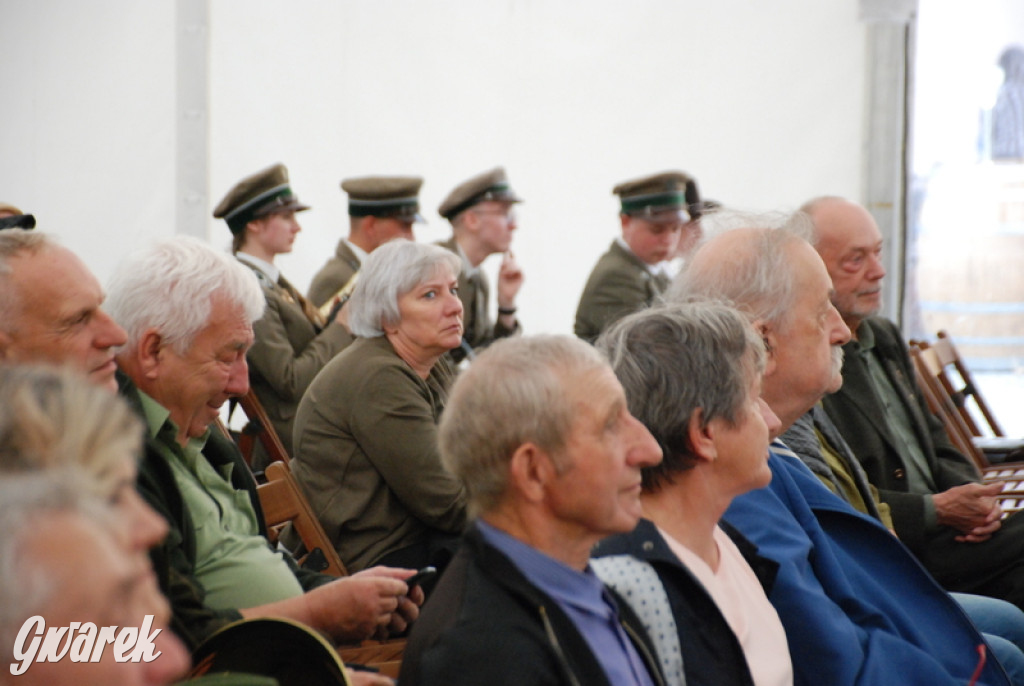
0,364,144,497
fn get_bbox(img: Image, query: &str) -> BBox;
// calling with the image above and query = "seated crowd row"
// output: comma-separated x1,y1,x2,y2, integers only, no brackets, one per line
0,167,1023,686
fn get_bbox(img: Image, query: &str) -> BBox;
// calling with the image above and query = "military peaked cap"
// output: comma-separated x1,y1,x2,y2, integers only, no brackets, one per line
213,163,310,234
341,175,424,222
614,171,704,220
438,167,522,220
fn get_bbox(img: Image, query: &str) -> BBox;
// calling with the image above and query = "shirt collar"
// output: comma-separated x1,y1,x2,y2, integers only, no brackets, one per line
135,385,211,455
615,236,667,277
236,251,280,283
344,238,368,263
476,520,609,617
854,319,875,354
453,240,479,279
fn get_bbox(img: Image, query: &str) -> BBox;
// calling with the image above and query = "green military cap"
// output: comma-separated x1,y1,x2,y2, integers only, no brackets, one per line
213,163,310,235
341,175,425,222
613,171,702,221
438,166,523,220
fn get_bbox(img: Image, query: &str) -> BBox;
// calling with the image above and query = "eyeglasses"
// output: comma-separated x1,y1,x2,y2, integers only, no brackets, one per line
472,207,516,223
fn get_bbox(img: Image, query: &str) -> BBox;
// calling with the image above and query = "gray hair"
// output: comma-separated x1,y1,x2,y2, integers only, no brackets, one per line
439,335,608,516
0,472,112,662
105,235,265,355
348,239,462,338
0,364,144,497
0,230,56,334
668,211,812,328
597,302,764,493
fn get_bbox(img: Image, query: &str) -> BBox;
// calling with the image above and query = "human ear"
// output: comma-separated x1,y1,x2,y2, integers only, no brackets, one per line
508,442,555,504
136,329,165,379
687,408,718,464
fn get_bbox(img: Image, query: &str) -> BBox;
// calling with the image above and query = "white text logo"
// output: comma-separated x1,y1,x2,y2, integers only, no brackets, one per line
10,615,163,675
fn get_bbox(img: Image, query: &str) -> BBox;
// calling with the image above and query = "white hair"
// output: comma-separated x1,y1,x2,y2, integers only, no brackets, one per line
669,210,813,328
348,239,462,338
105,235,265,355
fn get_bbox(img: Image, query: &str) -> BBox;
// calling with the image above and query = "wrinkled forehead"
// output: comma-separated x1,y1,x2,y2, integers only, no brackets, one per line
11,245,103,308
563,362,623,417
816,202,881,248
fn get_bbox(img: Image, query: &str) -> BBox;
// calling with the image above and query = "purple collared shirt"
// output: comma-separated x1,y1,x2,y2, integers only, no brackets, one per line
478,520,656,686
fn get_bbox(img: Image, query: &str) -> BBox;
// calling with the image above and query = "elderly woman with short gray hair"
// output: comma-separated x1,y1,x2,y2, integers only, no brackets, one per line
592,301,792,686
292,239,468,575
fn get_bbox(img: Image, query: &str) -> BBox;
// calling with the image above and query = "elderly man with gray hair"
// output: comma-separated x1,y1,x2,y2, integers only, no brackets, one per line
667,212,1015,686
400,334,666,686
0,229,127,391
106,236,421,652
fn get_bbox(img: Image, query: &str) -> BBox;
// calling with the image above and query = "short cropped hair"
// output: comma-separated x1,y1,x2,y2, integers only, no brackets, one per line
0,364,144,497
598,302,764,492
105,235,265,355
0,472,111,662
668,211,813,328
0,230,55,333
348,239,462,338
439,335,608,515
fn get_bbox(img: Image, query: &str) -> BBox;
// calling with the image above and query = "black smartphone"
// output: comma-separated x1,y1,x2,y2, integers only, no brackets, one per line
406,566,437,590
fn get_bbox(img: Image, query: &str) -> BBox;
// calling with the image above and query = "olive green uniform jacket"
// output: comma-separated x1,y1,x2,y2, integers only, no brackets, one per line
241,262,353,464
307,239,361,309
291,335,468,572
574,240,670,343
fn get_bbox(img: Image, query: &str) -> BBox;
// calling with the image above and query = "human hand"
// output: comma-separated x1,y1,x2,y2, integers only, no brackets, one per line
305,572,408,642
496,252,524,309
353,566,423,636
933,481,1004,536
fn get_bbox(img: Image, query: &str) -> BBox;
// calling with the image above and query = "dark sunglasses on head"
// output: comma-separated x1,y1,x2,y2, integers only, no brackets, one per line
0,214,36,231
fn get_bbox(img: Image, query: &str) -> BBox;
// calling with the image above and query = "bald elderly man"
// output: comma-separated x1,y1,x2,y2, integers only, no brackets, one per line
805,196,1024,610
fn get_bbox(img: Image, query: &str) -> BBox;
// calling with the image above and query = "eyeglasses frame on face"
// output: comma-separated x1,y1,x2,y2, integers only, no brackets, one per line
471,206,516,223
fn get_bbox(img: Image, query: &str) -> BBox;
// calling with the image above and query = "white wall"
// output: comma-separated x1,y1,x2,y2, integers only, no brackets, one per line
2,0,866,335
1,0,177,279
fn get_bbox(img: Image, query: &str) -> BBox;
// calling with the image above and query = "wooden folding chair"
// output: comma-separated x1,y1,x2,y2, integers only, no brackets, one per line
235,388,292,469
255,461,409,674
909,342,1024,517
915,334,1024,463
909,343,982,467
931,330,1005,437
258,461,347,577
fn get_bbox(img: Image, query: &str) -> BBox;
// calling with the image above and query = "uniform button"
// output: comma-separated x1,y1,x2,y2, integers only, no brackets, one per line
893,468,905,479
642,541,654,552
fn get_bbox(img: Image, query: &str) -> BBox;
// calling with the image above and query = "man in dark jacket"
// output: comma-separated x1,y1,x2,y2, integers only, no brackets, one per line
400,335,665,686
806,196,1024,609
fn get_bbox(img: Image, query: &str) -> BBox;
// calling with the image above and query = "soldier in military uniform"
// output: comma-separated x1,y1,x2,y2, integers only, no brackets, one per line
436,167,524,362
213,163,352,468
307,175,424,311
574,171,702,343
